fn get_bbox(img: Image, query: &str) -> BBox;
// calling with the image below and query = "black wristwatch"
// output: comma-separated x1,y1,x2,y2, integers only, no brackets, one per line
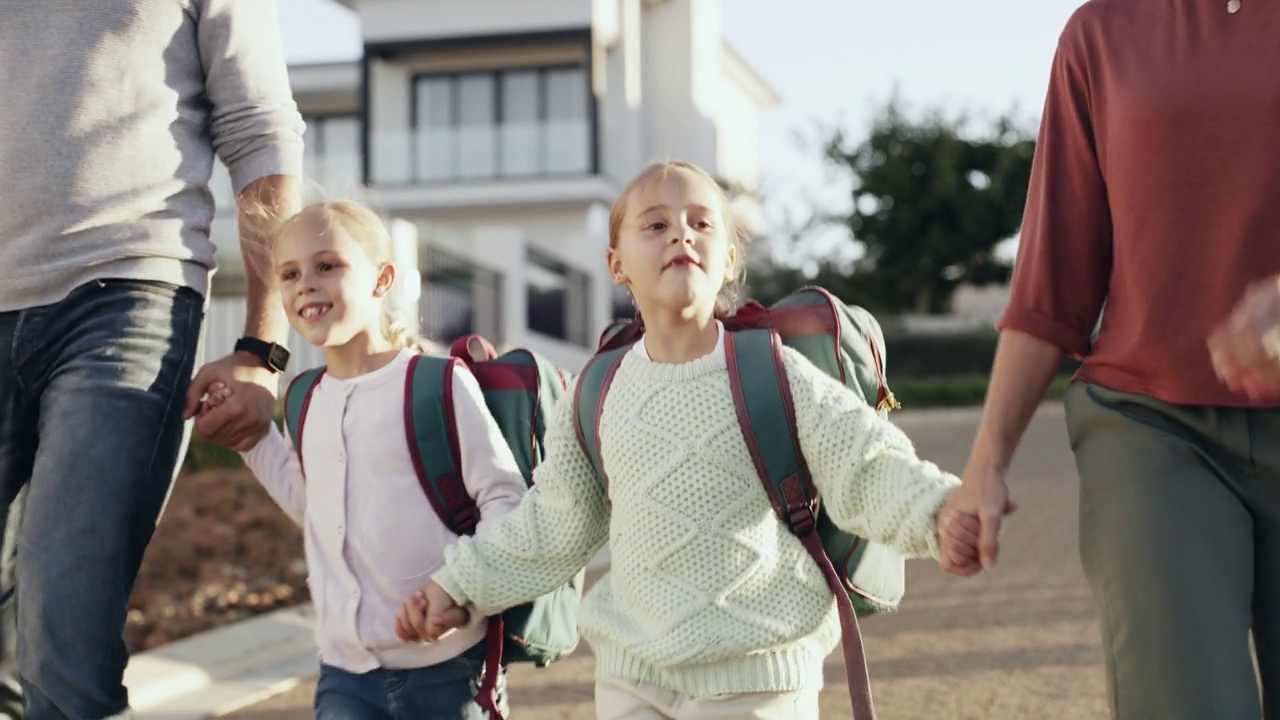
234,337,290,373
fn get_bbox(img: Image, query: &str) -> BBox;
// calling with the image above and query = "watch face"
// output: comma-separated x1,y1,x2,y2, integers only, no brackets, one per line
268,344,290,371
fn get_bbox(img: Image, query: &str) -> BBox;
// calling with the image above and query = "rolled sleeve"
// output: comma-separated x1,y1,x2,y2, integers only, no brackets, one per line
196,0,306,194
998,304,1094,359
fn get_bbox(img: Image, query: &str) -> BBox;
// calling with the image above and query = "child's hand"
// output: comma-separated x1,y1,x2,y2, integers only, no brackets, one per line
198,381,233,417
396,581,471,643
395,592,429,642
937,507,983,576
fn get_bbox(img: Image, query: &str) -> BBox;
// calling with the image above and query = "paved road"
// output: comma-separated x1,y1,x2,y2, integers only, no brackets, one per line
224,404,1109,719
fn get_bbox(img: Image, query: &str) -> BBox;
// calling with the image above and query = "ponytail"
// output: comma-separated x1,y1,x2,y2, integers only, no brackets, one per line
381,310,418,351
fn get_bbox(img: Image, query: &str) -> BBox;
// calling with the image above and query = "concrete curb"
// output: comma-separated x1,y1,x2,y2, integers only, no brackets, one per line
125,603,319,719
123,546,614,718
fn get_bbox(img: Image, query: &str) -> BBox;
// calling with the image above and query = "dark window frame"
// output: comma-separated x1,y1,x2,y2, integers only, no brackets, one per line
419,246,504,345
403,64,597,184
526,249,591,346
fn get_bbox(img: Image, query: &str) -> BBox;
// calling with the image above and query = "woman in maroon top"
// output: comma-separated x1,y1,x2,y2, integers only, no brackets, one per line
941,2,1280,718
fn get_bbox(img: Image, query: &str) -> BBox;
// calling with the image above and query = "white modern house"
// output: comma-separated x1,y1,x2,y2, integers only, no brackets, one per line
206,0,779,376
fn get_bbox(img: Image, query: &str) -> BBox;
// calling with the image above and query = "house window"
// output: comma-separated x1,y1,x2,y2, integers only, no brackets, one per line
545,68,591,174
415,79,453,182
303,114,362,196
501,70,540,176
411,66,593,182
419,247,502,343
526,250,590,346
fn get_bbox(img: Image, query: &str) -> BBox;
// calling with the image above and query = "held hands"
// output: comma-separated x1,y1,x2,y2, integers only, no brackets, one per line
195,381,233,417
937,507,983,575
936,465,1018,577
183,352,278,452
395,581,472,644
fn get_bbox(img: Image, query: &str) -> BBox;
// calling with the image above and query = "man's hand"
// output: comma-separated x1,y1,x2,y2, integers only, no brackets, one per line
937,464,1017,576
183,352,277,451
1209,276,1280,399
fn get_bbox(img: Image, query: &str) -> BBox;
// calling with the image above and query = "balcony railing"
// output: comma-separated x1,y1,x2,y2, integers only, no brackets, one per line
368,125,592,187
419,246,503,345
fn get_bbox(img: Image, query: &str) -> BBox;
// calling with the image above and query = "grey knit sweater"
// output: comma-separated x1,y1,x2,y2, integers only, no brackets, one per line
0,0,306,310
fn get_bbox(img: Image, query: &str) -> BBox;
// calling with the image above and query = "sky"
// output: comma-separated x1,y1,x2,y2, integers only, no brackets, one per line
274,0,1088,261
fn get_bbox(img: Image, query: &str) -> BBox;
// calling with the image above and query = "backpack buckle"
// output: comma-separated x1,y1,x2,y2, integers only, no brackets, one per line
786,504,817,536
876,389,900,413
452,507,480,535
779,475,817,536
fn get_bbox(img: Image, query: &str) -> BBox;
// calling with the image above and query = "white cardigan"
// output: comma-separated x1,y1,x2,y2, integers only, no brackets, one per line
242,349,526,672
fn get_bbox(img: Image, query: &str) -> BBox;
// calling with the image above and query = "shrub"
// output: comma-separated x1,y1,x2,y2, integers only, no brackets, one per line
891,373,1072,409
884,330,1081,378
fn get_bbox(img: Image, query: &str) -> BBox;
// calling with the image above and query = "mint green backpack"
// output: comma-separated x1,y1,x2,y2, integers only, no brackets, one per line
284,335,583,720
572,287,901,720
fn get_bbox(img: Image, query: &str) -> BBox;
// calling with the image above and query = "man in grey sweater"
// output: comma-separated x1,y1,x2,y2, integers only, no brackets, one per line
0,2,305,717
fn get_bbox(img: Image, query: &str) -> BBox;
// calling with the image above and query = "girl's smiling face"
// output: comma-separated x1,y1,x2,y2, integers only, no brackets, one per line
273,221,393,349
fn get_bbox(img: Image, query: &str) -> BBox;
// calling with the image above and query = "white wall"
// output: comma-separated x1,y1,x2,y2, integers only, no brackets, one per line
594,0,646,181
360,0,592,44
639,0,717,170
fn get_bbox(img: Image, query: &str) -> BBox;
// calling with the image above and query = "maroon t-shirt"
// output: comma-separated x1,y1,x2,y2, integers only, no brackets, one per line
999,0,1280,407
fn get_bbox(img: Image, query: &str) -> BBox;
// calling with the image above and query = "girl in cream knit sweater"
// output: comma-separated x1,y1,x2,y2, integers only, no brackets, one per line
397,161,978,719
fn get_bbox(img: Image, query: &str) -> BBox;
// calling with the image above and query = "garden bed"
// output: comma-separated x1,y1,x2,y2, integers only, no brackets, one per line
125,467,307,652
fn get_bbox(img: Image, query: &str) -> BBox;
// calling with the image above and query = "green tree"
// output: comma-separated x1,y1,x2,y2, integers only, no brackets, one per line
759,102,1035,314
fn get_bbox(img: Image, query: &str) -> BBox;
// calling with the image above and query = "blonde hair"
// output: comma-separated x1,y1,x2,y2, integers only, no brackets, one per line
607,161,751,318
272,200,421,351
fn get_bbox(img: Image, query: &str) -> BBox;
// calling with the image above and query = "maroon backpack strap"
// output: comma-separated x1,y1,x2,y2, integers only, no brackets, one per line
282,368,326,477
407,356,512,712
724,329,877,720
572,345,631,498
474,617,506,719
403,354,481,535
597,317,645,352
403,355,505,718
800,529,876,719
451,334,499,363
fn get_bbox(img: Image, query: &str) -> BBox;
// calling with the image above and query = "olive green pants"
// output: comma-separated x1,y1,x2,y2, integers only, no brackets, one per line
1065,381,1280,719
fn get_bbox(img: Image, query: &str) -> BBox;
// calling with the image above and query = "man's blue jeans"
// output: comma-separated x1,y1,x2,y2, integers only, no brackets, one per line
0,279,204,719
